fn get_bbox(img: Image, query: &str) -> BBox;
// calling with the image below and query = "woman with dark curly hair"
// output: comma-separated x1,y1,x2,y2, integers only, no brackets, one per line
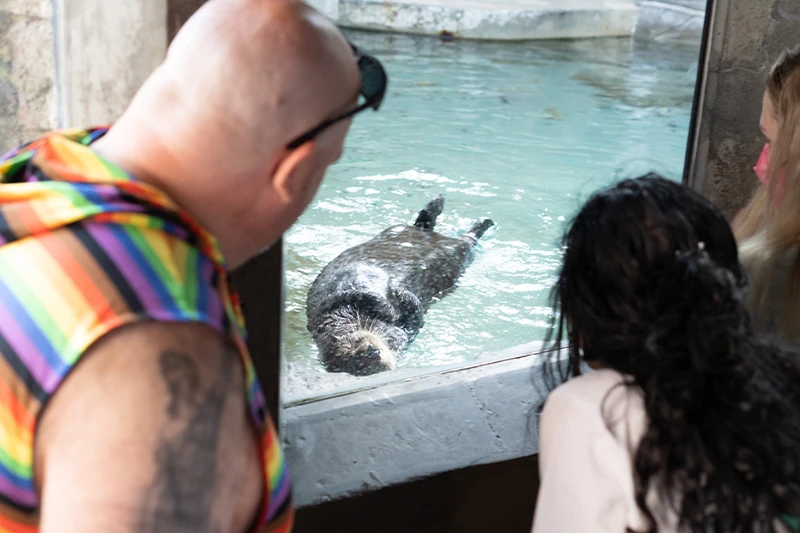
531,174,800,532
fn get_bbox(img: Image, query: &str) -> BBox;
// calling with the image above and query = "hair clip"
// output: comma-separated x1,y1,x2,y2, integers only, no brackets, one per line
674,241,707,257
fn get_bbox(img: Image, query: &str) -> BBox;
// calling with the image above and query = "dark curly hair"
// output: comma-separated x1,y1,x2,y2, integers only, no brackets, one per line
542,174,800,532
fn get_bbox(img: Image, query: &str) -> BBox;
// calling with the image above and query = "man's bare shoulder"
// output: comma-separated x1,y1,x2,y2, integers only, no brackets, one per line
89,320,240,373
38,320,244,439
35,320,262,533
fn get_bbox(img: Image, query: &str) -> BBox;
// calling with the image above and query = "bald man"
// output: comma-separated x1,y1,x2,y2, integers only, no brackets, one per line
0,0,386,531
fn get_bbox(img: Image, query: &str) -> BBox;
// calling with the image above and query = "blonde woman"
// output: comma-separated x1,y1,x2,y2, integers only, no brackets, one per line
733,44,800,341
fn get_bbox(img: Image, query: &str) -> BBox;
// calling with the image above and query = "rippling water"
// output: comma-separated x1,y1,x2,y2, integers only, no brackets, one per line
283,31,701,398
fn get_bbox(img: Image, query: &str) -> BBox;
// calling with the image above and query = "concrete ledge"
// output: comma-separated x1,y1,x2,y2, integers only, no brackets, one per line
282,343,560,507
305,0,639,41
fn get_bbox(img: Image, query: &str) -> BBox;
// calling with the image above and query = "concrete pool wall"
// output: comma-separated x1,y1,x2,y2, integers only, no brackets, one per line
304,0,641,40
303,0,707,41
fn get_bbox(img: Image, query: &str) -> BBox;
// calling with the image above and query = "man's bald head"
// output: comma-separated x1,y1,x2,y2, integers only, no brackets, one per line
154,0,359,171
93,0,365,268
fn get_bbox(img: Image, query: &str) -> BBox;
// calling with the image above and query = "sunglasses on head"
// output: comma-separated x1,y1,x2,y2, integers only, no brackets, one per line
287,42,388,150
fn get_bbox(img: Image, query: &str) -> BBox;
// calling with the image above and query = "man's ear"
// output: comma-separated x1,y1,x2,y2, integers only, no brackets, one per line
271,141,317,205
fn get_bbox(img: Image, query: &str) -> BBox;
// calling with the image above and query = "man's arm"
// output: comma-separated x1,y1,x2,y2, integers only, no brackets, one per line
34,321,263,533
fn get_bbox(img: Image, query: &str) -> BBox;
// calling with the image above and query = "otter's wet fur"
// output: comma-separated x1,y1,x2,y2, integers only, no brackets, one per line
306,195,493,376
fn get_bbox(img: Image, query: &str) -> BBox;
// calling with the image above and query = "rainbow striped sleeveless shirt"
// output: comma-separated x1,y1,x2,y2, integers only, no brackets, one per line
0,128,293,532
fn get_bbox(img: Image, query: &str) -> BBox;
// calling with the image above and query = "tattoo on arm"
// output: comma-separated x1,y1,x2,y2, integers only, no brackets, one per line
138,349,236,533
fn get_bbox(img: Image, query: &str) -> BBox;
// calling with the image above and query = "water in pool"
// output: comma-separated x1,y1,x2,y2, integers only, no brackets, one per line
283,30,701,399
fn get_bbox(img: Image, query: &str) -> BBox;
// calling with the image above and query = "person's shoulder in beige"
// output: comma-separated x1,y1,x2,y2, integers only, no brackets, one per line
534,369,656,533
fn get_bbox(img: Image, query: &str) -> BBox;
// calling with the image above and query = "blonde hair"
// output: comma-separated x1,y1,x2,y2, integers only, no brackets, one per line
733,44,800,339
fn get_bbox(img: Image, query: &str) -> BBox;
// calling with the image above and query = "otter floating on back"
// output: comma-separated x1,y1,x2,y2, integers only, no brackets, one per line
305,195,494,376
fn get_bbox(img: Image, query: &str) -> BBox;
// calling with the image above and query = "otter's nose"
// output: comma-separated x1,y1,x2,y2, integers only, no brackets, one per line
349,344,395,376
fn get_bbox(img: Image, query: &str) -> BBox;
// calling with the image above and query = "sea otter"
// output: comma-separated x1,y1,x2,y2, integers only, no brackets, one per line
306,195,494,376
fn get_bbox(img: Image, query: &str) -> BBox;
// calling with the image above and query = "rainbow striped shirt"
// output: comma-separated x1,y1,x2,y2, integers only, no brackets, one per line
0,128,293,532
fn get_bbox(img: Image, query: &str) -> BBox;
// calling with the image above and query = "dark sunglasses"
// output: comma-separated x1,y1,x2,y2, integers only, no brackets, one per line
287,42,388,150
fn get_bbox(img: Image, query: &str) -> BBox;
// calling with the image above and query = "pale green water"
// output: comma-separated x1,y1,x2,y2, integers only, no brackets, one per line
283,31,700,389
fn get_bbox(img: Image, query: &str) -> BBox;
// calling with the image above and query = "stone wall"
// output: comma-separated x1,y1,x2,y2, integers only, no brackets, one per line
0,0,166,155
0,0,56,155
56,0,166,129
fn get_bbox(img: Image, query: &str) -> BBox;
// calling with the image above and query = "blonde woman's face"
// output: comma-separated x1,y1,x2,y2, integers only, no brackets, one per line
760,90,779,145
